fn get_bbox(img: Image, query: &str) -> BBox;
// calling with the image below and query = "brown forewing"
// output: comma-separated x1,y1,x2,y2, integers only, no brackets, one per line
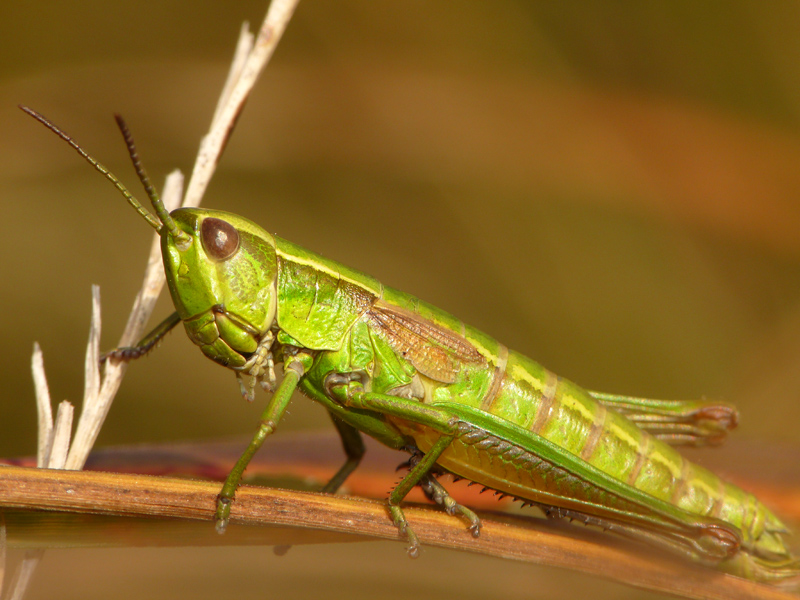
367,302,486,384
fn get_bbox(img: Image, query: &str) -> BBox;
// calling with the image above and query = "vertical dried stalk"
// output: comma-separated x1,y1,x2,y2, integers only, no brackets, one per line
183,0,299,208
13,2,302,598
4,551,43,600
60,0,301,471
30,345,52,469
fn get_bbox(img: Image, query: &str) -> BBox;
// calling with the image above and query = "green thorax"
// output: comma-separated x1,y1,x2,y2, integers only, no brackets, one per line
273,236,381,350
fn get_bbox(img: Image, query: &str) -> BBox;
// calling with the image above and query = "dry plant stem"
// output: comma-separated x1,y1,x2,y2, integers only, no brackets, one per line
48,403,74,471
62,0,300,470
182,0,300,208
211,22,254,127
30,346,52,469
10,353,74,599
82,286,101,410
3,550,43,600
0,467,793,600
10,307,76,600
64,175,181,470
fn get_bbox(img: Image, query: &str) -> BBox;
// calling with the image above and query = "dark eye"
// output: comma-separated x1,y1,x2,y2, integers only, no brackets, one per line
201,217,240,261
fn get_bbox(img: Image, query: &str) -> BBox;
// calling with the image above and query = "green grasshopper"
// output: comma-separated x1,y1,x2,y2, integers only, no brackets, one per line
22,106,799,584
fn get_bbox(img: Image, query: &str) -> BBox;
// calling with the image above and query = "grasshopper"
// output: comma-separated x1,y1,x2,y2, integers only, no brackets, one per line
22,106,799,584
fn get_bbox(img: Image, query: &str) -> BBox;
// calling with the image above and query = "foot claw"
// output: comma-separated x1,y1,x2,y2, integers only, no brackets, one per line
215,517,228,535
215,495,232,534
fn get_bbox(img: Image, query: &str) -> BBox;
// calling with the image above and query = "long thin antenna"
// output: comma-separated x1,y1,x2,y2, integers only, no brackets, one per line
113,114,191,247
19,105,163,233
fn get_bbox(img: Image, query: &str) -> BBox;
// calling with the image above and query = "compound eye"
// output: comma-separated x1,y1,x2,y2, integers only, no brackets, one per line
201,217,240,261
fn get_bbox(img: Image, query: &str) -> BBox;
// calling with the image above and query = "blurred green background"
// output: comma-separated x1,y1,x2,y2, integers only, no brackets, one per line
2,1,800,598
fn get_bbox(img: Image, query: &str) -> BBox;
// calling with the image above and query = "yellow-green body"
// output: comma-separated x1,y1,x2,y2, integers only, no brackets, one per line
161,207,794,582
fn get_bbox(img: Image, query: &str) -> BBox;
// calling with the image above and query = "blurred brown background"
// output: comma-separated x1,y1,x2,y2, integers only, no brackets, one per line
2,1,800,598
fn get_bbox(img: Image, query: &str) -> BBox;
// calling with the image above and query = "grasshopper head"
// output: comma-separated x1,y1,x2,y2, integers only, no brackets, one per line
19,107,279,369
162,208,278,368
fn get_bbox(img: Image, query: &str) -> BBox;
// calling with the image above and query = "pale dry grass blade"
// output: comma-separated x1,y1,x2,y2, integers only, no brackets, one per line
63,171,184,471
82,286,101,408
4,550,44,600
48,402,74,471
64,285,102,470
183,0,300,208
211,22,254,128
30,344,52,469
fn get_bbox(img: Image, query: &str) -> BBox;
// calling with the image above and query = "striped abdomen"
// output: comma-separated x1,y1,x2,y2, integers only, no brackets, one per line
425,346,789,560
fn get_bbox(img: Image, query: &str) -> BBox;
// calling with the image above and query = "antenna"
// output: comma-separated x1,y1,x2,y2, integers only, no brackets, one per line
19,105,187,245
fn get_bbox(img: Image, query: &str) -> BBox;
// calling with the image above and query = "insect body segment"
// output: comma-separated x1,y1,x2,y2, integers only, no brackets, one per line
23,106,798,585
